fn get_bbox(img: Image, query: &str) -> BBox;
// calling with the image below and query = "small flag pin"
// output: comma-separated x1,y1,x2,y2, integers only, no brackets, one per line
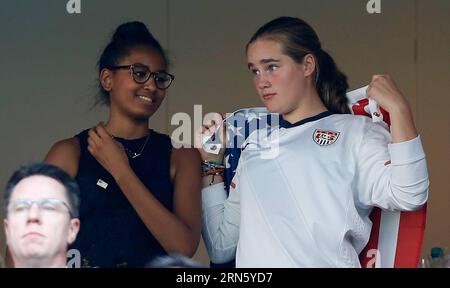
96,179,108,189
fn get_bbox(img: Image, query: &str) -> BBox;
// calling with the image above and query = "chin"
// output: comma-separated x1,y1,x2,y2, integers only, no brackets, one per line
133,108,157,121
23,249,46,259
263,102,283,114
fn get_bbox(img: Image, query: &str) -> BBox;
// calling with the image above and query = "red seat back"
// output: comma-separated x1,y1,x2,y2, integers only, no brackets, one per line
348,91,427,268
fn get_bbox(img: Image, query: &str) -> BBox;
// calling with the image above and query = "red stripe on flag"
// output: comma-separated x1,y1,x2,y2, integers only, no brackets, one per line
394,204,427,267
359,208,382,268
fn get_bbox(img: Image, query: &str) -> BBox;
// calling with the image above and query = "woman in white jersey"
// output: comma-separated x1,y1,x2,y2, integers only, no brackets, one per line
197,16,429,267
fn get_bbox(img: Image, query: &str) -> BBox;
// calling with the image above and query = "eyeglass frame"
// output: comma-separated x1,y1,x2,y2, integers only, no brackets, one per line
108,64,175,89
7,198,75,218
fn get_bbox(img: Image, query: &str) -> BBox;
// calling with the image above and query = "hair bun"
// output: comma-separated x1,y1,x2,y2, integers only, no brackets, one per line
112,21,153,43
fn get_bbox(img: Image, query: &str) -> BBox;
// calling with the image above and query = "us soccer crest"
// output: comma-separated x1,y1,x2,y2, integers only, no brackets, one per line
313,129,340,146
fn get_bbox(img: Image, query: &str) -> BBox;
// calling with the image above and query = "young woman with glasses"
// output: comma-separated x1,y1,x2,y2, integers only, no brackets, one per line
43,21,201,267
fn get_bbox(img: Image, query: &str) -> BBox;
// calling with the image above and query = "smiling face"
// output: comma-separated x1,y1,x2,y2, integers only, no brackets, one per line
4,175,79,267
247,39,311,116
101,46,168,121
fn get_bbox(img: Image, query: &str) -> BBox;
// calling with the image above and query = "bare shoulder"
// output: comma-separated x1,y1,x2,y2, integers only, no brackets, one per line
172,147,201,165
44,137,80,177
170,147,201,179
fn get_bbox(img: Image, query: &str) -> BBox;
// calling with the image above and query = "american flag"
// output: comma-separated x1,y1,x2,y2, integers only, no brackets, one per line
222,108,277,192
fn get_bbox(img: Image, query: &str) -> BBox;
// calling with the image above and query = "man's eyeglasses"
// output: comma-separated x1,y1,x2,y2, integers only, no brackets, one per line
8,198,73,218
109,64,174,89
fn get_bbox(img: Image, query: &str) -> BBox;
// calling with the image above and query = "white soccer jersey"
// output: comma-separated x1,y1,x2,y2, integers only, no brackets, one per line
201,113,429,267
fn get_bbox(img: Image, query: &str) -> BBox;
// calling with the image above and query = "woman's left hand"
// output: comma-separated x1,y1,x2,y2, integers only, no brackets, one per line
367,75,418,142
87,122,131,178
366,75,410,114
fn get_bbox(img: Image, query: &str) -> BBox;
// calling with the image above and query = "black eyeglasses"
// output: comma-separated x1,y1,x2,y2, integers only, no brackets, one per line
109,64,174,89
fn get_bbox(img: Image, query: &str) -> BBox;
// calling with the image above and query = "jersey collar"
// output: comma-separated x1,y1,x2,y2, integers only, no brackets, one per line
279,111,334,129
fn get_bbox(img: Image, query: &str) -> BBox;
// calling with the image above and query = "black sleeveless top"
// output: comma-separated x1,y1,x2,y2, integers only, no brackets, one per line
71,129,174,267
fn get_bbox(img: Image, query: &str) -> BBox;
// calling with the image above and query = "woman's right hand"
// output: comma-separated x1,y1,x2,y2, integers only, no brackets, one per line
194,112,227,164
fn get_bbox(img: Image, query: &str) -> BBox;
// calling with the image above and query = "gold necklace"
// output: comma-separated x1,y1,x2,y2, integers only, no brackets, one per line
121,133,151,159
